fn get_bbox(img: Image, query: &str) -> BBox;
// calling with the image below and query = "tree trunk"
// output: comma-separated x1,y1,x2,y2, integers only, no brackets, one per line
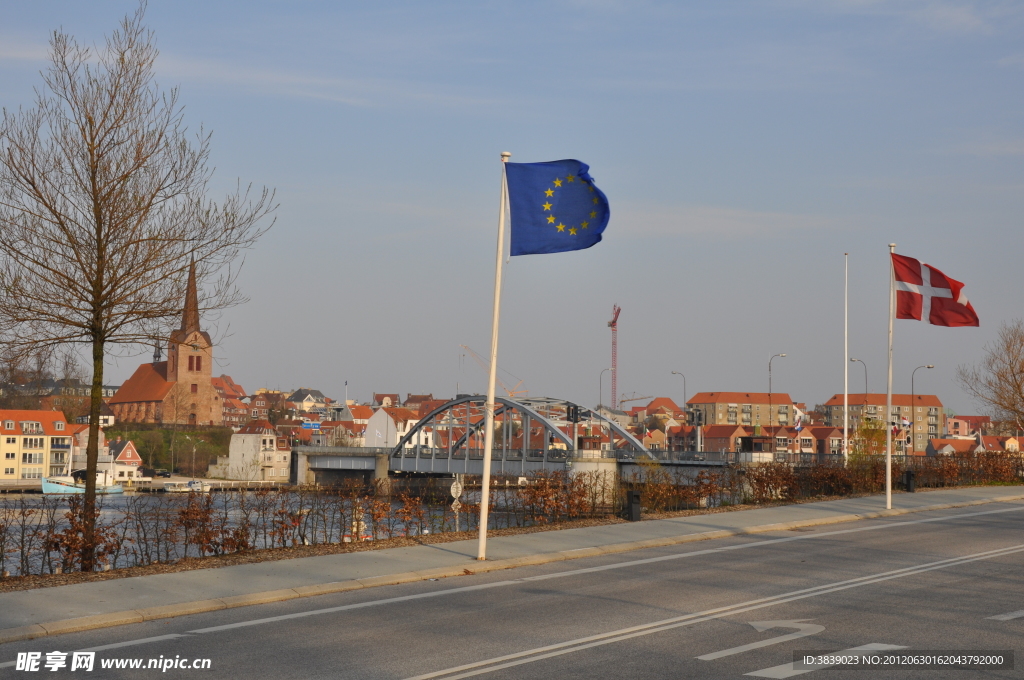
81,334,104,571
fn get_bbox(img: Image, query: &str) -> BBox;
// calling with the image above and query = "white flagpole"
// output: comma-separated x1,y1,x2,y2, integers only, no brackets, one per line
885,243,896,509
844,253,849,463
477,151,511,561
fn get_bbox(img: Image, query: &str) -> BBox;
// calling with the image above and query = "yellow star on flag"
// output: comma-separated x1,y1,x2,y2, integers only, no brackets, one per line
545,189,554,197
569,227,578,235
590,211,597,218
567,175,575,182
581,221,589,229
547,215,556,224
556,223,566,232
592,197,599,204
553,178,563,187
542,202,552,211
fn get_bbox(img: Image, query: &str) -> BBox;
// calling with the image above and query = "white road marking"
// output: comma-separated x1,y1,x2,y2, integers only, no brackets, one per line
697,620,824,661
519,503,1024,583
187,579,522,633
1,502,1019,659
402,544,1024,680
987,609,1024,621
746,643,905,678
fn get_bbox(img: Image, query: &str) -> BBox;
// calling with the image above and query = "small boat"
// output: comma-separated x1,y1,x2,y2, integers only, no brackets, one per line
163,481,189,493
187,479,212,493
42,469,124,495
163,480,212,493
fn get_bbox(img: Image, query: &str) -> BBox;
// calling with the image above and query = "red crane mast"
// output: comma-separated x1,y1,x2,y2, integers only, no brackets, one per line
608,304,621,410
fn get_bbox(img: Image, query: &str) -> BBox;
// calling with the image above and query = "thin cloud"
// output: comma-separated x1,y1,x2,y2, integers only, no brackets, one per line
616,203,837,238
157,54,509,110
0,40,49,63
952,139,1024,157
790,0,1015,34
997,53,1024,68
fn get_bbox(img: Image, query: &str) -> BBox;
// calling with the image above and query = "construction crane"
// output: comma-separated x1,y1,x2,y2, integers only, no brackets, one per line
608,304,621,409
619,394,653,407
458,345,528,398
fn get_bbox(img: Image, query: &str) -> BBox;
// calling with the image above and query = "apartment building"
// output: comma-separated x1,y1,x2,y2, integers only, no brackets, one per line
822,393,944,452
0,410,71,480
687,392,797,428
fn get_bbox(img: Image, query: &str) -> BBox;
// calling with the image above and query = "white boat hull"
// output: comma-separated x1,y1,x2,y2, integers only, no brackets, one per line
42,477,124,495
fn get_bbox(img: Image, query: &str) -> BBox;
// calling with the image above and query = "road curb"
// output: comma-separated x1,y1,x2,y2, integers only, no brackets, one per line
1,491,1022,645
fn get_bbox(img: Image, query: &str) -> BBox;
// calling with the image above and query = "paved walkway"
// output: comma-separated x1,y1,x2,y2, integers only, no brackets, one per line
2,486,1022,643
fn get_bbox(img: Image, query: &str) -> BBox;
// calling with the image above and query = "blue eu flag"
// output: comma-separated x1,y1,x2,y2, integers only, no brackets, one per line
506,159,610,256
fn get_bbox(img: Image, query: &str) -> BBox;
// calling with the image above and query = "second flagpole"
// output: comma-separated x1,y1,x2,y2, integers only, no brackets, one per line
885,243,896,510
477,151,511,561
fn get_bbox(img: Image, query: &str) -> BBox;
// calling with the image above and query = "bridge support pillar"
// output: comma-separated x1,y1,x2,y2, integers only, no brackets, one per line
567,455,618,506
374,454,391,494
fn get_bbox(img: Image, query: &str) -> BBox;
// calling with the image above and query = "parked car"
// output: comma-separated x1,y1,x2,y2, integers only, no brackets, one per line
153,468,171,478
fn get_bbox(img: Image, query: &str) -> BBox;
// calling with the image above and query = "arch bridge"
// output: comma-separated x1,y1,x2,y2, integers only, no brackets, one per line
389,395,651,476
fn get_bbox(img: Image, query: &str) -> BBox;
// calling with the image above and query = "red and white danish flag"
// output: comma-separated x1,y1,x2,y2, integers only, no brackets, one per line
891,253,979,327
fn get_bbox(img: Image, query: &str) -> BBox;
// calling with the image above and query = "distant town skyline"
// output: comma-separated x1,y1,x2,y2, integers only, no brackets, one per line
3,1,1022,415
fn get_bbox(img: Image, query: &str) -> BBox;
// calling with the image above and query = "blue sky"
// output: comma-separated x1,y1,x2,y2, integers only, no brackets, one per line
2,1,1022,413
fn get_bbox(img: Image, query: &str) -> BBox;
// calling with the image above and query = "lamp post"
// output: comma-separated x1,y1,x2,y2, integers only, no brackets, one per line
599,368,611,409
183,434,197,481
670,371,686,405
850,358,868,402
910,364,934,455
671,371,688,452
849,358,868,451
768,354,786,452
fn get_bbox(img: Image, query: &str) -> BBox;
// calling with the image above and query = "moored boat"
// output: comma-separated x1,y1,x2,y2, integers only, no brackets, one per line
42,469,124,495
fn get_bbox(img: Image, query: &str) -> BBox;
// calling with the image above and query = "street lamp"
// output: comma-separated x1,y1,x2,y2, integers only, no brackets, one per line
182,434,197,481
670,371,686,405
768,354,786,452
850,358,868,403
671,371,689,452
910,364,934,455
599,368,611,409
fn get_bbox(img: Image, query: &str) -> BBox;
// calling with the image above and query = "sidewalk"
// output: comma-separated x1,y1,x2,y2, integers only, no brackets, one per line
2,486,1022,644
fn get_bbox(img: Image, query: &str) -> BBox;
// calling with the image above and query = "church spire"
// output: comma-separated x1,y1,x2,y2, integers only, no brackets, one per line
180,258,200,333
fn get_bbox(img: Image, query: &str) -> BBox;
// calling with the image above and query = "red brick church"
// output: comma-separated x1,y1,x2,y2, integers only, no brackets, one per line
109,263,223,426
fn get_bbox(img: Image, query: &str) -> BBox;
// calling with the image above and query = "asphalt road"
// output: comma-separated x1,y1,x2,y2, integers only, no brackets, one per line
2,502,1023,679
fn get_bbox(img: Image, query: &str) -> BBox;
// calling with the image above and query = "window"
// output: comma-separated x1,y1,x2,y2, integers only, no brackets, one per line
188,355,195,371
268,468,276,477
21,468,42,479
801,438,812,448
22,438,43,449
196,356,202,372
3,420,13,430
22,453,42,464
4,437,13,445
20,421,43,434
54,421,64,431
191,384,198,394
3,468,13,475
5,452,13,459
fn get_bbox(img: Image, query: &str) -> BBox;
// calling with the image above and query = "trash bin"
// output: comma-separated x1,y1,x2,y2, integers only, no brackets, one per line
903,469,916,493
625,490,641,522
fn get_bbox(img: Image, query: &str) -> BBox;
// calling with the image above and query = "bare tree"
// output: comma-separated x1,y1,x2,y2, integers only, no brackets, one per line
0,7,275,570
957,320,1024,429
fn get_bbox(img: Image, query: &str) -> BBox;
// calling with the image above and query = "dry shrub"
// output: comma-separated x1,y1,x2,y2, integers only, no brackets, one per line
744,462,796,503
